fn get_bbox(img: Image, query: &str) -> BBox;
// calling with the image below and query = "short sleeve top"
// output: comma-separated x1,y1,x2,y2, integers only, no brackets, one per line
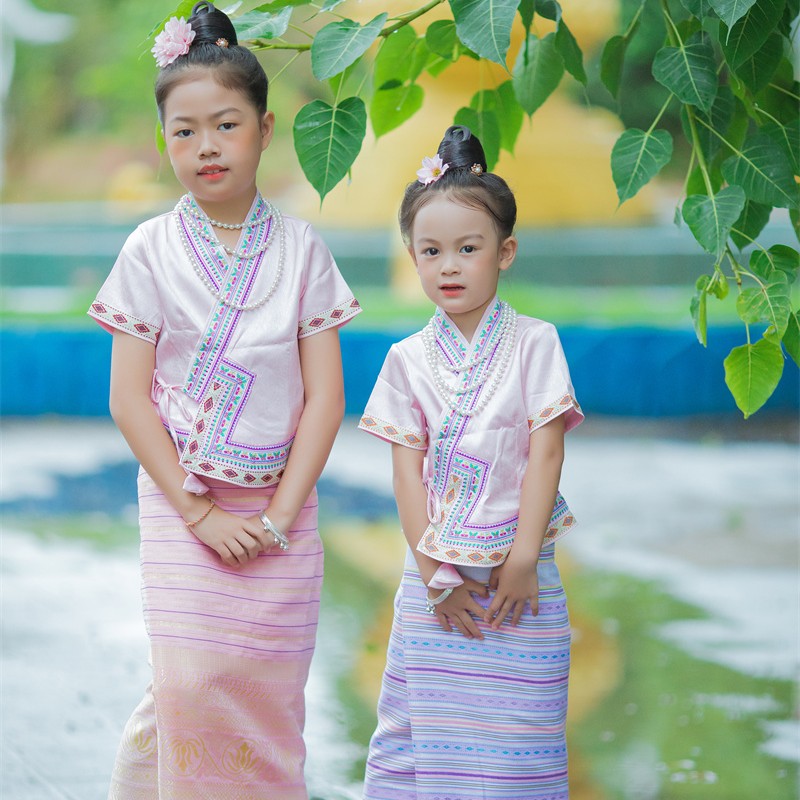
89,195,361,487
359,298,582,566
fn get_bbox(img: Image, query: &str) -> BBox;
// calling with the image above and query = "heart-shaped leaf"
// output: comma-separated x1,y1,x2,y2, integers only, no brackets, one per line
682,185,746,258
234,7,292,41
449,0,518,65
782,311,800,368
736,271,791,336
311,14,387,80
512,33,564,115
454,107,501,170
652,31,718,112
721,132,799,209
731,200,772,249
724,337,784,417
293,97,366,201
733,31,783,93
555,19,586,85
750,244,800,282
611,128,673,204
709,0,758,27
370,84,424,138
721,0,785,70
470,82,524,154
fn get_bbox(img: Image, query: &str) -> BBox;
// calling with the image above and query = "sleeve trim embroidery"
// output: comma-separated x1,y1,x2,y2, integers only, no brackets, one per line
88,301,160,344
528,393,581,433
297,298,362,338
358,414,428,449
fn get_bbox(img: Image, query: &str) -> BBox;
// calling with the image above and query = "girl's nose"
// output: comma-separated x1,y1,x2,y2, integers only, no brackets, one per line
198,131,221,158
441,255,460,274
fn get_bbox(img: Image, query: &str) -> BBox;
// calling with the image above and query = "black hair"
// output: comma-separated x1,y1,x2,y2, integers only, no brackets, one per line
399,125,517,244
155,2,268,122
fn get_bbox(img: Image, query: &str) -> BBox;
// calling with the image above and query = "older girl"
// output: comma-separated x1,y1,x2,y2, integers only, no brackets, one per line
88,4,360,797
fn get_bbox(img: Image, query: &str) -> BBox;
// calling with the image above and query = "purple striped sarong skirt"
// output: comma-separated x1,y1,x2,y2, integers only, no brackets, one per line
108,470,323,800
364,545,570,800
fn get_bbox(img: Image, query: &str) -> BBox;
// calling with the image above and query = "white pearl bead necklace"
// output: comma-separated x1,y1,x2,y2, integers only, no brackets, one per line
179,195,269,230
423,302,517,417
175,197,285,312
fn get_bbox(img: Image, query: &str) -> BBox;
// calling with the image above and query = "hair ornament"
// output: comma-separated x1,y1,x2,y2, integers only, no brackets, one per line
417,154,449,185
152,17,196,68
470,163,484,175
215,37,229,48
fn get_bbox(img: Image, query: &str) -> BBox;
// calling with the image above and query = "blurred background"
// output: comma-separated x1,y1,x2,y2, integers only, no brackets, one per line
1,1,797,798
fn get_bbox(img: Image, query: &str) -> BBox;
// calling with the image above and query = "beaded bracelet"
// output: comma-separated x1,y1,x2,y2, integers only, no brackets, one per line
185,499,216,528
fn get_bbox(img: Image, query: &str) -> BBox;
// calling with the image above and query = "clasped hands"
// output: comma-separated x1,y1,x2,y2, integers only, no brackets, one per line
428,554,540,640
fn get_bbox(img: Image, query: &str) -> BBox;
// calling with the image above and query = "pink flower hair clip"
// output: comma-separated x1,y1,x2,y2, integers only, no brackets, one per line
417,154,449,185
152,17,196,68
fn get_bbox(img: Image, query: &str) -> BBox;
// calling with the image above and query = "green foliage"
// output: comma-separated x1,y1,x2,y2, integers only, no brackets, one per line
146,0,798,416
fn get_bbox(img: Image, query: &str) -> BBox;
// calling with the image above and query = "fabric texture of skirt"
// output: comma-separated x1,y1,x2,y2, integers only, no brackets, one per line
108,470,323,800
363,546,571,800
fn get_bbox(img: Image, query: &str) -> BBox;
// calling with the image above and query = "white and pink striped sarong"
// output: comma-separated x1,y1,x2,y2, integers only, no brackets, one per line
364,546,571,799
108,470,323,800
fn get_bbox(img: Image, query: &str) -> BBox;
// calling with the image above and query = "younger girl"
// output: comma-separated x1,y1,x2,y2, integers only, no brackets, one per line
88,4,360,797
359,126,583,799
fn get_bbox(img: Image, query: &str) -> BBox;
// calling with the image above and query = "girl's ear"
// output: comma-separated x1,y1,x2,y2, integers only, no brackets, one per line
261,111,275,151
498,235,518,272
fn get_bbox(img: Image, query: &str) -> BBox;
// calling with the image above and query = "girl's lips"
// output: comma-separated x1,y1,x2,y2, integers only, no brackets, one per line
198,166,228,181
440,285,465,296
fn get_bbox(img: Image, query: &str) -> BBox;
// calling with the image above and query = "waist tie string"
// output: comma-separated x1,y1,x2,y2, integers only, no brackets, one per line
150,370,209,496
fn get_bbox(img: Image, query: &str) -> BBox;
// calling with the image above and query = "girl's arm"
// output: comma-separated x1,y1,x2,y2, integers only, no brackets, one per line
262,327,345,536
109,331,273,567
392,444,488,639
485,413,566,629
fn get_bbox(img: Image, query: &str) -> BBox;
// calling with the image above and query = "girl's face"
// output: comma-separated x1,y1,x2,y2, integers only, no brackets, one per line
162,70,274,222
408,194,517,340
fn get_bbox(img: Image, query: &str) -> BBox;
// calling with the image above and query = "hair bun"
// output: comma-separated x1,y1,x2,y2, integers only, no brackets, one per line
437,125,487,172
190,1,238,47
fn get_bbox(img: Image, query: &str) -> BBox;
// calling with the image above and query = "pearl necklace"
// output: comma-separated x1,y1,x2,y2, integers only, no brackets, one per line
179,194,270,230
422,302,517,417
175,200,286,312
179,196,278,260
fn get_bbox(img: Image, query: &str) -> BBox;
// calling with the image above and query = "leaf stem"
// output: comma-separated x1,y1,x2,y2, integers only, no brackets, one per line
381,0,446,38
269,51,302,83
685,106,715,199
646,92,674,135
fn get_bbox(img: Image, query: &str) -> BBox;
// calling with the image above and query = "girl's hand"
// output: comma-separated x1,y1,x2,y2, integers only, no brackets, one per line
429,578,489,640
485,554,540,629
190,507,275,568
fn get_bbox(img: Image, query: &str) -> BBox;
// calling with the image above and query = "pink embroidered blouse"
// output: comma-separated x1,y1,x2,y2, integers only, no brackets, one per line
358,298,583,567
89,194,361,489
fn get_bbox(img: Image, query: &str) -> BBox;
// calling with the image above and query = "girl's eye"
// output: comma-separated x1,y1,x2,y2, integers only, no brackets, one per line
175,129,193,138
461,245,476,254
219,122,236,131
422,247,439,256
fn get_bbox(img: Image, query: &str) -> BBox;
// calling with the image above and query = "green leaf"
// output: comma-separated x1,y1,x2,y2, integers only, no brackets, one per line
680,0,716,16
249,0,311,12
518,0,535,34
534,0,561,21
721,132,799,209
736,271,791,335
374,25,418,87
750,244,800,282
512,33,564,115
454,107,501,170
680,85,734,162
682,185,746,258
600,35,627,99
762,118,799,176
311,13,387,81
426,20,461,61
730,200,772,249
724,337,784,417
449,0,519,65
732,31,784,93
149,1,196,37
611,128,673,204
652,31,718,112
370,83,424,138
708,0,758,27
555,19,587,85
782,311,800,367
293,96,366,201
720,0,786,71
469,84,524,154
233,7,292,40
321,0,347,10
691,275,710,345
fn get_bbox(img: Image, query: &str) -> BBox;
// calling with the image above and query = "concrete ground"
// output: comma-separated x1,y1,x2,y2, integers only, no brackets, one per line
1,415,798,798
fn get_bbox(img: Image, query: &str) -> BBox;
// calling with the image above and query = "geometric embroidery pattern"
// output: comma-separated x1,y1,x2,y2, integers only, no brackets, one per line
298,298,362,338
358,414,427,449
528,393,581,432
88,301,159,345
